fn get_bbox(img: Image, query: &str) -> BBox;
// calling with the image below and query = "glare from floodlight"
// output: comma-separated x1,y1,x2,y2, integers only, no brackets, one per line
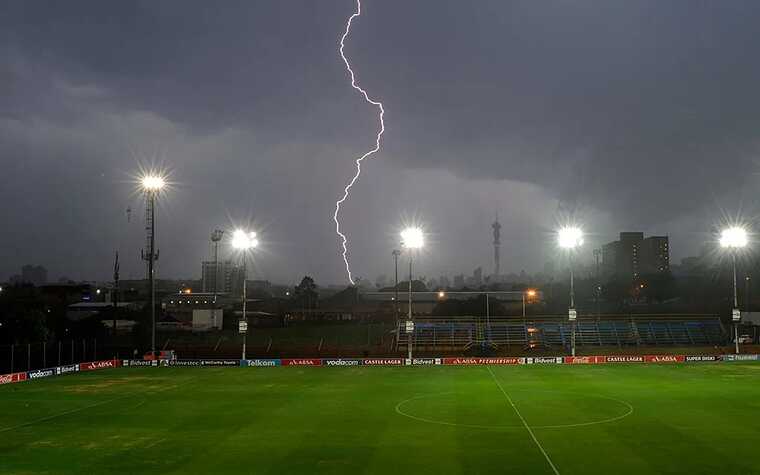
232,229,259,251
401,227,424,249
438,291,445,298
526,289,537,298
141,175,165,191
558,226,584,249
720,227,748,249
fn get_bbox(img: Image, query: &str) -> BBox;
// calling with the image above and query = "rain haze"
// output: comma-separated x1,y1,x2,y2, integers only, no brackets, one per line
2,0,760,285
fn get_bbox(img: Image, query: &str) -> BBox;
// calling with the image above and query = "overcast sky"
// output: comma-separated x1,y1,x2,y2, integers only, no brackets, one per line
2,0,760,286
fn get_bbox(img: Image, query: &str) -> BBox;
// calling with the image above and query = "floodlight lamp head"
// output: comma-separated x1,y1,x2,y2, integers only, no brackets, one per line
232,229,258,251
720,226,748,249
558,226,584,249
401,227,424,250
141,175,165,192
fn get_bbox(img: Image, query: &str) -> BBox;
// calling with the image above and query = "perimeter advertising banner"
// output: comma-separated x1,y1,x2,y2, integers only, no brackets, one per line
722,354,760,362
281,358,322,366
603,355,645,363
123,360,158,367
685,355,722,362
242,359,281,367
407,358,443,365
0,372,27,385
56,364,79,375
362,358,404,366
443,357,524,365
323,359,362,366
168,360,239,367
27,368,56,380
643,355,685,363
80,359,121,371
563,356,603,364
526,357,563,364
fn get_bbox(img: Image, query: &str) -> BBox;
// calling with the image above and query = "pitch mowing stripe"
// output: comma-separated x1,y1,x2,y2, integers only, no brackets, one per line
486,365,561,475
0,375,197,434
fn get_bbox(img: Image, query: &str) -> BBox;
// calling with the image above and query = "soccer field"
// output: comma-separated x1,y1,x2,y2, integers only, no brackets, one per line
1,363,759,474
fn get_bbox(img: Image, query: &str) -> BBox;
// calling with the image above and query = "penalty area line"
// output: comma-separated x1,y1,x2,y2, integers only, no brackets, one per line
486,365,561,475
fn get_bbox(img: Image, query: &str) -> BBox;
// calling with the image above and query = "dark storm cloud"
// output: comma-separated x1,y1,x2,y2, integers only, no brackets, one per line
2,0,760,283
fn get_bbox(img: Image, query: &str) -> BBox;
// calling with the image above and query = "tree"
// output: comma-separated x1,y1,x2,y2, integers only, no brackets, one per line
293,276,318,312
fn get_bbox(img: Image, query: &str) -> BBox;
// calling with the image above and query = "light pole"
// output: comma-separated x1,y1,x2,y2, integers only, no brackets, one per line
523,289,536,318
401,227,424,362
140,174,165,358
232,229,258,361
211,229,224,330
720,226,748,355
392,249,401,319
558,226,584,357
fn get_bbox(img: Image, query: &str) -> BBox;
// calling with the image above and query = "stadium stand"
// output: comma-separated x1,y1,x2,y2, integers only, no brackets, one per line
396,314,727,352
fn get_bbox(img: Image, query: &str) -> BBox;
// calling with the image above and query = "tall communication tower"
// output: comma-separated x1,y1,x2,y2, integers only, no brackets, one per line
492,213,501,278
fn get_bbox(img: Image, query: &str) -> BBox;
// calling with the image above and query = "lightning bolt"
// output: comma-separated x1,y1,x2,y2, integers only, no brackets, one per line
333,0,385,285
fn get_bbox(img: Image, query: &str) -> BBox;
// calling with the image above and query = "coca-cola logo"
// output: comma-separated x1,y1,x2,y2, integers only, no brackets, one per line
564,356,596,364
0,374,13,384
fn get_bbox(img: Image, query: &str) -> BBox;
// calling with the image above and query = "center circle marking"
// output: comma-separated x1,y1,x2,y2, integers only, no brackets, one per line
395,390,634,430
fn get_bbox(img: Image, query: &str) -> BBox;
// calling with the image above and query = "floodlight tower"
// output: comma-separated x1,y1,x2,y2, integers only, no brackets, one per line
401,227,424,361
140,175,165,358
210,229,224,330
558,226,584,357
392,249,401,319
720,226,748,355
232,229,258,360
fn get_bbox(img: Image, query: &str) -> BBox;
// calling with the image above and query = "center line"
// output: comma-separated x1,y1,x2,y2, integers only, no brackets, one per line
486,365,560,475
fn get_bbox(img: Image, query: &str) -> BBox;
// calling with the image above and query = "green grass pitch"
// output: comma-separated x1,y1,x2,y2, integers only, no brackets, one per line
1,363,759,474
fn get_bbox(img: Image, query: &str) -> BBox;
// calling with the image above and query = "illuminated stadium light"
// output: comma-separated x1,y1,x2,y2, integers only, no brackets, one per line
438,291,446,298
558,226,584,249
720,226,748,249
401,227,424,250
232,229,259,251
232,228,258,361
141,175,165,192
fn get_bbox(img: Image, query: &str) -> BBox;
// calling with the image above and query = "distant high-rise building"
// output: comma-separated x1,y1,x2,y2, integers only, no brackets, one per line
20,265,47,286
453,274,465,289
492,214,501,278
640,236,670,274
602,232,669,280
201,260,240,294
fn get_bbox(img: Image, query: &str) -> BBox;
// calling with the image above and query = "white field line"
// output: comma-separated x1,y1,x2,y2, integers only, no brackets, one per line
486,365,561,475
394,391,633,430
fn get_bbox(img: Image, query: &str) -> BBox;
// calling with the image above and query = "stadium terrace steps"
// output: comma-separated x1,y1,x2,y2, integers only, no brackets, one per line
396,315,727,351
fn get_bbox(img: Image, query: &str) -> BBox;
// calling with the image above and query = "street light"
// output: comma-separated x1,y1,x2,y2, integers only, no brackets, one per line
401,227,424,362
232,229,259,361
720,226,748,355
140,173,165,359
558,226,584,357
523,288,537,317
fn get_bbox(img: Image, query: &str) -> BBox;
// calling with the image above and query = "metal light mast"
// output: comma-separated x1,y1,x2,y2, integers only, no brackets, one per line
140,175,164,358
